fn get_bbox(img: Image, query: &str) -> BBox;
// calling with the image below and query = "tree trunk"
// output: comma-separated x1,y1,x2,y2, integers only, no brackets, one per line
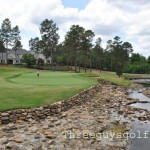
111,58,113,71
75,50,77,72
78,58,80,73
1,52,3,64
84,58,86,73
90,55,92,72
5,42,8,64
99,57,101,73
50,48,54,71
15,50,17,64
71,60,72,69
85,66,86,73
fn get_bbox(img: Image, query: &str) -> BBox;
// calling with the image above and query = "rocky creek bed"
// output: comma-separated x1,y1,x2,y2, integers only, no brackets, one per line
0,80,150,150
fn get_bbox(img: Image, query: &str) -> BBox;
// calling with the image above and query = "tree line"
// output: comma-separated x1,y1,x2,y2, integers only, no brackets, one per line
0,18,22,63
0,18,150,75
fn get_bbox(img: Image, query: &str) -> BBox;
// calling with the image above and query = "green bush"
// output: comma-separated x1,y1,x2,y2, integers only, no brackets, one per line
124,63,150,74
21,54,36,67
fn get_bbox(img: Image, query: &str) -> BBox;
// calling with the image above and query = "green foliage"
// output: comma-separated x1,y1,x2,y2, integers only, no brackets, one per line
93,37,103,70
116,69,123,78
107,36,133,76
147,56,150,64
64,25,85,72
56,56,65,65
124,63,150,74
37,58,44,66
124,53,150,74
12,40,22,51
0,19,21,48
130,53,146,64
81,29,95,73
63,25,95,72
29,37,40,53
11,25,21,45
0,18,21,64
21,53,36,67
40,19,59,60
0,18,12,48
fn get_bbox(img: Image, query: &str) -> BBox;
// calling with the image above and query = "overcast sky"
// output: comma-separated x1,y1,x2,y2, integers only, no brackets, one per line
0,0,149,57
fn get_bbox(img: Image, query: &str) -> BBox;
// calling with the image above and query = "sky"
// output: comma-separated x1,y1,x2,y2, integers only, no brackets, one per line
0,0,150,57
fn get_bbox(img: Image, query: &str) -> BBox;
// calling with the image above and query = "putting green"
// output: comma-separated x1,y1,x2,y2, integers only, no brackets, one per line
0,67,98,111
9,72,95,86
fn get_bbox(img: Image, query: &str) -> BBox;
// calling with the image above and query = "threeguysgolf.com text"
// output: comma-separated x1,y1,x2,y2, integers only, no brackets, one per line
63,130,150,140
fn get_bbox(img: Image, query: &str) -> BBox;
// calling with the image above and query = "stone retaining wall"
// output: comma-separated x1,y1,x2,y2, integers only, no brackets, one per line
0,85,101,125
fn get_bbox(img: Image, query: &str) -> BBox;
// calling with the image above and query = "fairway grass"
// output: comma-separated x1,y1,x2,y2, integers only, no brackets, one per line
0,66,97,111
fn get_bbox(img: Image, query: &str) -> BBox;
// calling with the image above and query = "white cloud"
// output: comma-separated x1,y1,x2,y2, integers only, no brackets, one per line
0,0,149,57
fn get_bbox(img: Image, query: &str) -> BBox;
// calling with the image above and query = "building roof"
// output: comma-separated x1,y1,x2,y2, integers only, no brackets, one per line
8,49,30,55
0,49,32,58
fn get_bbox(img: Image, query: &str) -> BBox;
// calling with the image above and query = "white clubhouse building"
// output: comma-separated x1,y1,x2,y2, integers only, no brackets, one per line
0,49,51,64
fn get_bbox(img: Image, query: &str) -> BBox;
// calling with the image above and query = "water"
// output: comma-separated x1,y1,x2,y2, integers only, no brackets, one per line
132,79,150,83
128,89,150,111
128,83,150,150
130,103,150,111
128,120,150,150
131,79,150,87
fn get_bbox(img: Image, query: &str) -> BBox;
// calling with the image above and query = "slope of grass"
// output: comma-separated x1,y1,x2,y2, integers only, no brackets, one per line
92,70,131,87
0,66,97,111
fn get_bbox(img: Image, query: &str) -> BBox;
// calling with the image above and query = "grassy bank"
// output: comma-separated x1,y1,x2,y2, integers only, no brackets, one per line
92,70,131,87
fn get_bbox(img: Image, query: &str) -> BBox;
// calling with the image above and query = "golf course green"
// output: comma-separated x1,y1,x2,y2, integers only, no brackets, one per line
0,66,97,111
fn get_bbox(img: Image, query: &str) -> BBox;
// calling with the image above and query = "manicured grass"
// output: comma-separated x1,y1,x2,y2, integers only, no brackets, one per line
0,66,97,111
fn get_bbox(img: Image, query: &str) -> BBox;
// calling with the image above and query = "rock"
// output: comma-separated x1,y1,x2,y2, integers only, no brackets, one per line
32,143,42,150
6,142,16,149
41,138,46,142
44,132,57,139
24,127,28,132
98,116,108,120
34,134,41,139
55,121,61,126
1,113,9,117
48,124,55,128
22,112,28,116
138,90,142,93
7,133,15,138
1,137,9,145
48,140,57,145
14,137,23,143
11,146,27,150
0,131,5,138
7,124,17,130
1,117,10,124
115,117,121,122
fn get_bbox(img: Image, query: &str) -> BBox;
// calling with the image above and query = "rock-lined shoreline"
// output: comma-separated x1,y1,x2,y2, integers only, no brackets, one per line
0,85,99,125
0,80,150,149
